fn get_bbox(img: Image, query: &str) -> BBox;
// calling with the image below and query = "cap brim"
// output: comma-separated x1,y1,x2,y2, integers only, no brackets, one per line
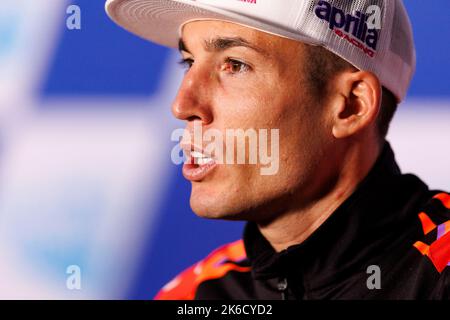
105,0,318,49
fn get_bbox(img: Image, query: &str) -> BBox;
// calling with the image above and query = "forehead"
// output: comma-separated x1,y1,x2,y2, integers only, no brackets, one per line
183,20,270,40
181,20,302,55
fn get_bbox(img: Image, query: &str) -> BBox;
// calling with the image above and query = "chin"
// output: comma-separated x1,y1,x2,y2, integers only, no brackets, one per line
190,196,238,220
189,184,250,221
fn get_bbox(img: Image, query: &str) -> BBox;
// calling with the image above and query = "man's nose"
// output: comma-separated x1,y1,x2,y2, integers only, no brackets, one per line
171,66,213,124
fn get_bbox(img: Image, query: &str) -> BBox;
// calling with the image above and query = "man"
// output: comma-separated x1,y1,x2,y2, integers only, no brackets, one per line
106,0,450,299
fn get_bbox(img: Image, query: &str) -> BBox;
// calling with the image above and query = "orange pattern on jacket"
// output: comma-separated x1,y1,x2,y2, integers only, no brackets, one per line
155,240,250,300
413,194,450,273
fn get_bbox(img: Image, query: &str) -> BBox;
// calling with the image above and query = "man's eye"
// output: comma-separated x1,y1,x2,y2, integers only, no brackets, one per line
178,58,194,70
222,58,251,74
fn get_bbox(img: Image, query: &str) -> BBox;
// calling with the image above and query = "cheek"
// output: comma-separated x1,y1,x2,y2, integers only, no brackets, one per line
275,100,329,180
213,91,290,132
212,76,325,175
214,71,290,123
214,95,264,128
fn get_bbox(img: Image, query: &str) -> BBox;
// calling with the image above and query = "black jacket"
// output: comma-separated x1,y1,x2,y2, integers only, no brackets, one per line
155,142,450,300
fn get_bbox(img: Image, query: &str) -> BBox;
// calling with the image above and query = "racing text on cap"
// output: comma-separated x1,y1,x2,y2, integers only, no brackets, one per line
315,0,382,58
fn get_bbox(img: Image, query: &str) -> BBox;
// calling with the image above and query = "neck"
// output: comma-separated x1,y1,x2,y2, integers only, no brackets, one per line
258,141,382,252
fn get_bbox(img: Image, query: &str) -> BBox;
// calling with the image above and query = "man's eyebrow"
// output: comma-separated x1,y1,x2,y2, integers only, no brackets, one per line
205,37,267,55
178,36,267,56
178,38,190,53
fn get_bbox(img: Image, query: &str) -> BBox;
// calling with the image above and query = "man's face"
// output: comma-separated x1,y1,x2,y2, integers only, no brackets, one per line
173,20,334,222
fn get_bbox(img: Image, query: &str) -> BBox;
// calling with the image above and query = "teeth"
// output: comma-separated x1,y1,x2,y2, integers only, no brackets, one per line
189,151,213,165
191,151,204,158
197,157,213,165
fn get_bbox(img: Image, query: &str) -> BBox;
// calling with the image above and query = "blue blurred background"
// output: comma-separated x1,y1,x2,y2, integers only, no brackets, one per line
0,0,449,299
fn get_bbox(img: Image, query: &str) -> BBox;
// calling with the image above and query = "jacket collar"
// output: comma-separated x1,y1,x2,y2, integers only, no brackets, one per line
243,141,430,287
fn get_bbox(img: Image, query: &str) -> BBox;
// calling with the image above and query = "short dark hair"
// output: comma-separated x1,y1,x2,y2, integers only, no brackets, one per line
303,45,398,139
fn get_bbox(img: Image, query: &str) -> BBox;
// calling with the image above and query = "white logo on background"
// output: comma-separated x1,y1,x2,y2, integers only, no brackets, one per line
66,265,82,290
366,265,381,290
66,5,81,30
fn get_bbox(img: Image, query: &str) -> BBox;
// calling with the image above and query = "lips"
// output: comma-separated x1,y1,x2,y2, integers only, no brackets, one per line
182,146,217,182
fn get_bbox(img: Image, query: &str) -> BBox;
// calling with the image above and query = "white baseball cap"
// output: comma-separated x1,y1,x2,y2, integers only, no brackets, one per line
105,0,416,102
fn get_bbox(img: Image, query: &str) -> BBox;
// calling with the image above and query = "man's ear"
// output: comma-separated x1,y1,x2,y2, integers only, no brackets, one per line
330,71,381,139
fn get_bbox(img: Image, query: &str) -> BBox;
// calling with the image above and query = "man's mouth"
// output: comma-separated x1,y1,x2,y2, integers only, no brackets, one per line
182,147,217,182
